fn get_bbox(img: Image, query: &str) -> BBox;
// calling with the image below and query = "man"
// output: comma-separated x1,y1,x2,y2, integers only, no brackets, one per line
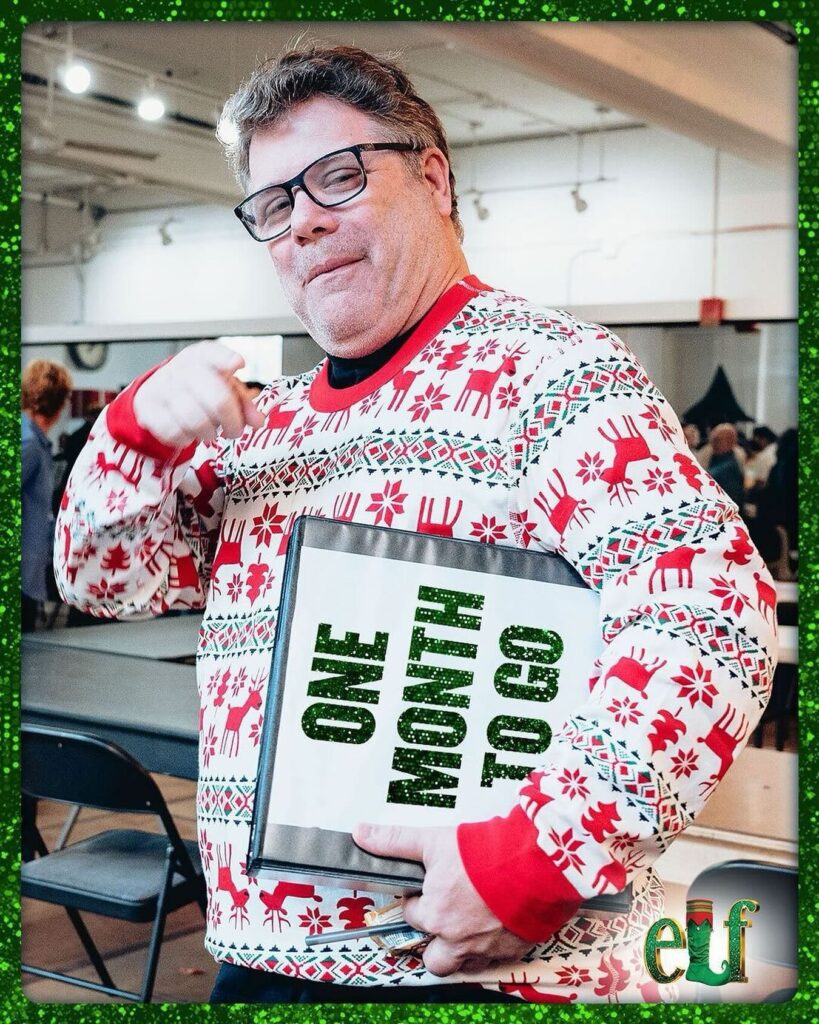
55,44,776,1003
22,358,72,632
746,425,779,491
706,423,745,509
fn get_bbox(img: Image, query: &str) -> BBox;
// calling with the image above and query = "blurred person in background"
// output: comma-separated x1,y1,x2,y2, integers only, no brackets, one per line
705,423,745,509
21,359,72,632
745,425,778,494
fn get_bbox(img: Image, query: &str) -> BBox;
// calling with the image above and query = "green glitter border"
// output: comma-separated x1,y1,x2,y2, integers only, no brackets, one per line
4,5,813,1023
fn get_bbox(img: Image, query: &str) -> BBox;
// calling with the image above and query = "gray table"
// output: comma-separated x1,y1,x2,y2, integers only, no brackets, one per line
24,615,201,662
22,640,199,779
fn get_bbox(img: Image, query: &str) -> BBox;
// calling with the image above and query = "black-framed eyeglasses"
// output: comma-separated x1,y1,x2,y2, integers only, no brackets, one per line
234,142,421,242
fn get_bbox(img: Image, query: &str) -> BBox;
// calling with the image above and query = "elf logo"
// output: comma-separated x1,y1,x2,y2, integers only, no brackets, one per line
644,897,760,986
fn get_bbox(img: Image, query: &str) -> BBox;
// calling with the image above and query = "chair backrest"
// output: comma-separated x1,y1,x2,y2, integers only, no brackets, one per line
22,724,166,814
22,724,199,879
688,859,797,969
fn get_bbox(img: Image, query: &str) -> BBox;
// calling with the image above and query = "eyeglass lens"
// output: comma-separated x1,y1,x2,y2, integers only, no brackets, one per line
247,150,366,238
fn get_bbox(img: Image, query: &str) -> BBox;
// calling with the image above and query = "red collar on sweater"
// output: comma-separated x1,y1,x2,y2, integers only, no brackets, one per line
308,275,489,413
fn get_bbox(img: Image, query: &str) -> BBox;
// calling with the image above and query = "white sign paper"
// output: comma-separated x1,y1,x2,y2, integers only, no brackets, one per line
265,544,602,833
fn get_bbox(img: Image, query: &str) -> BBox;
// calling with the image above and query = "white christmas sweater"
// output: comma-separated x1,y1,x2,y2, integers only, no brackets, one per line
55,276,776,1002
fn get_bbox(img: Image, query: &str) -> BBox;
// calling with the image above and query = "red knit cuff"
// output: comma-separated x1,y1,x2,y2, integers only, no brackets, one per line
106,361,196,466
457,806,583,943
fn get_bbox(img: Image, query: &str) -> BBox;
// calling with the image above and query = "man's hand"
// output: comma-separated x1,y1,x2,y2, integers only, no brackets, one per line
353,823,532,976
132,341,265,448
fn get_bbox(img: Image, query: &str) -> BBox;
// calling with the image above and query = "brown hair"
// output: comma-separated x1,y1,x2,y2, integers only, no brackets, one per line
21,360,72,419
220,42,463,242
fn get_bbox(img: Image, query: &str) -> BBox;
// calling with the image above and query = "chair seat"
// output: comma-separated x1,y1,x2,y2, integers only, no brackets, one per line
22,829,203,923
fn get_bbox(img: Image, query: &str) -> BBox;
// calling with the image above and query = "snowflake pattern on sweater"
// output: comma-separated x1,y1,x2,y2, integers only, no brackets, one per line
55,276,775,1002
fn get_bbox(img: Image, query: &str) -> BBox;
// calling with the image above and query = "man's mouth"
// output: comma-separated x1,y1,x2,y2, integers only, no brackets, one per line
305,257,363,285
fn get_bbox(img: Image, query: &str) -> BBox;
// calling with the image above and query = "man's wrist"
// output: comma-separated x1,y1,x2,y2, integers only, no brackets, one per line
457,807,583,943
107,362,196,465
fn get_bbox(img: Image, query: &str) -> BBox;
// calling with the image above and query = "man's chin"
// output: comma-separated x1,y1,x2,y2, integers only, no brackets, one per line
302,307,381,359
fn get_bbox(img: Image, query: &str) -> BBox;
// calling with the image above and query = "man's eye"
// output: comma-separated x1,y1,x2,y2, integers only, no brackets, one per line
261,195,291,219
321,168,363,190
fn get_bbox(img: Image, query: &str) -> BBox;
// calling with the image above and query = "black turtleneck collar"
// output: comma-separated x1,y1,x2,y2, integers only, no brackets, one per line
326,321,421,390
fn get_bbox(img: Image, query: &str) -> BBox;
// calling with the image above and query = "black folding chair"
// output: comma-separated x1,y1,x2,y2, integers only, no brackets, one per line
21,724,206,1003
687,859,797,1003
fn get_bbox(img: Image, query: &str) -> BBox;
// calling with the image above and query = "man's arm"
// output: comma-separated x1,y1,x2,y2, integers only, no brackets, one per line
55,342,263,617
357,323,777,974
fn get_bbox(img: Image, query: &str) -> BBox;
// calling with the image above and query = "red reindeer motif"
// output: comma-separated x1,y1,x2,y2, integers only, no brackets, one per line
246,402,298,450
533,469,592,542
417,496,463,537
520,770,553,818
276,506,322,556
499,974,578,1003
648,546,705,593
333,492,362,522
220,684,263,757
89,446,145,489
323,407,351,433
454,343,526,418
259,880,322,930
597,416,659,505
592,858,628,894
211,520,246,580
389,368,423,411
604,648,667,697
697,705,749,795
216,843,249,926
753,572,778,632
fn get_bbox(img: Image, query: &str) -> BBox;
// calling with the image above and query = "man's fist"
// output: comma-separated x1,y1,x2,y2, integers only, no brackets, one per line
132,341,265,448
353,823,532,977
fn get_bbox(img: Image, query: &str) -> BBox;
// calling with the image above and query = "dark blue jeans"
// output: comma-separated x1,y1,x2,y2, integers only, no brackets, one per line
210,963,520,1003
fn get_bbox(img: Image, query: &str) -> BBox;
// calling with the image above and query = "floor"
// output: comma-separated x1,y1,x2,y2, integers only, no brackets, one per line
22,774,218,1004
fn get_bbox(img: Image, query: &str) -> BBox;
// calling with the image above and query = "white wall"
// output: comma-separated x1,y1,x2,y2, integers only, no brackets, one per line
22,125,796,330
22,124,796,433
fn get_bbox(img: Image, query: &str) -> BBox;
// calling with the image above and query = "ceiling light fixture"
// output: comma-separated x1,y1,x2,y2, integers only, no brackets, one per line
473,194,490,221
158,216,176,246
570,186,588,213
59,28,91,95
61,61,91,95
137,79,165,122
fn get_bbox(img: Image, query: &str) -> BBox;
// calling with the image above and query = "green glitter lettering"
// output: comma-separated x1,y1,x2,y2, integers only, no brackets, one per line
725,899,759,982
644,918,686,984
493,662,559,702
301,702,376,745
308,658,384,705
396,707,467,748
402,663,474,708
480,752,531,787
415,585,484,630
313,622,389,662
409,626,477,662
486,714,551,754
387,747,462,808
499,625,563,664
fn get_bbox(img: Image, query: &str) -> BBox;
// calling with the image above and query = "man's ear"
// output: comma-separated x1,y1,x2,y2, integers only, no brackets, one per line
420,148,453,218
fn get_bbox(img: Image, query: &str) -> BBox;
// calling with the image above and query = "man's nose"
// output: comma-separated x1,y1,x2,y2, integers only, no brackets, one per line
289,186,338,243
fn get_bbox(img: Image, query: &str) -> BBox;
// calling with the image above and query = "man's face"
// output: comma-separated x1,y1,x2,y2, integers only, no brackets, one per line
247,96,449,357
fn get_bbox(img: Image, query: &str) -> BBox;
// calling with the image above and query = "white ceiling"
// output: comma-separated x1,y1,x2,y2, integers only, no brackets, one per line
21,21,795,256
